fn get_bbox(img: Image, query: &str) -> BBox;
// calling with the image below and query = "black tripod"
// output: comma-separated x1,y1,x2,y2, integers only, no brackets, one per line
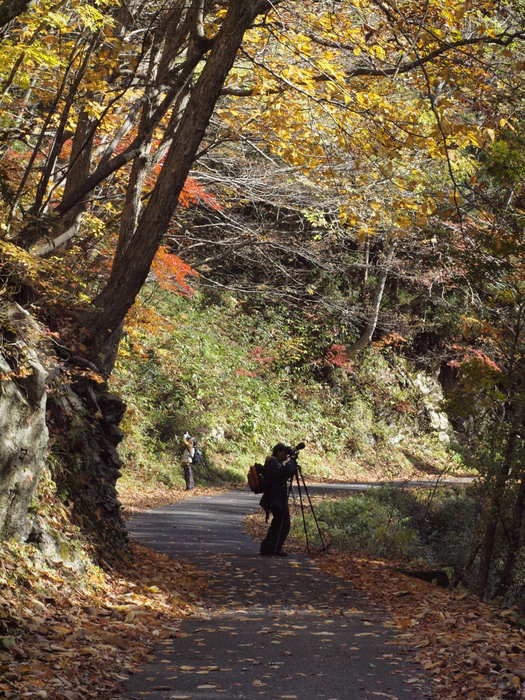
288,464,327,553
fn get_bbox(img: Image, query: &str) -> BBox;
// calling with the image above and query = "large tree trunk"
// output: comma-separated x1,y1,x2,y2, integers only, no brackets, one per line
29,7,197,256
33,112,95,257
0,0,31,28
112,11,192,269
32,110,96,256
497,469,525,597
51,10,202,225
30,37,98,219
9,40,81,231
90,1,258,370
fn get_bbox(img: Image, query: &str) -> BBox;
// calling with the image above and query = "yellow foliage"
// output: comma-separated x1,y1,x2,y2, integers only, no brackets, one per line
218,0,523,239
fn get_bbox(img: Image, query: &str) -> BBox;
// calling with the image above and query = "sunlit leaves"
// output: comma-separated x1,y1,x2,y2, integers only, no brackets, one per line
151,247,199,297
75,4,110,30
322,550,525,699
325,343,354,371
0,539,203,698
218,0,525,239
178,177,223,212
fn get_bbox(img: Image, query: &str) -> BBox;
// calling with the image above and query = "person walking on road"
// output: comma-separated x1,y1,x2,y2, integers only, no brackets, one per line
181,432,195,490
260,443,298,556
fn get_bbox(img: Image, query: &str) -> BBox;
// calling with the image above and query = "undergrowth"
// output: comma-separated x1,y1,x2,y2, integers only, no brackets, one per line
292,486,481,579
112,287,465,490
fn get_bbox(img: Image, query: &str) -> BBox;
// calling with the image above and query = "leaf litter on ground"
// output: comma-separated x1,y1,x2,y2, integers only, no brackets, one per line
0,539,205,698
245,507,525,700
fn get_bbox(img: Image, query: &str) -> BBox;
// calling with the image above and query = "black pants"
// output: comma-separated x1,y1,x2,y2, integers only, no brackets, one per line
260,505,290,555
183,463,194,490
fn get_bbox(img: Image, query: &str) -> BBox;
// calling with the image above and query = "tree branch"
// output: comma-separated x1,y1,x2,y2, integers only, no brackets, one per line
222,30,525,97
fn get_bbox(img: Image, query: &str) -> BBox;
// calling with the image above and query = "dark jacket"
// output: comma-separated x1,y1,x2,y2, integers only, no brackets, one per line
260,456,297,512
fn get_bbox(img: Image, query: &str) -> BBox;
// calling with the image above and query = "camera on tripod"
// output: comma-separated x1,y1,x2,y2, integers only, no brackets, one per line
285,441,306,460
282,441,327,553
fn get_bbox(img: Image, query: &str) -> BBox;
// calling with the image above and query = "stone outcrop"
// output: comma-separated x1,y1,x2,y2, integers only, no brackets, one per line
413,372,452,444
47,381,128,558
0,302,128,559
0,304,48,540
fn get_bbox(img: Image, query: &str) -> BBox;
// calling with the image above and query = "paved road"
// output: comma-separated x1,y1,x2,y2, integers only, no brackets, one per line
123,489,430,700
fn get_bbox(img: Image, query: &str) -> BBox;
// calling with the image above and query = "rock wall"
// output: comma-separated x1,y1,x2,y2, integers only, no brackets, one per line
0,304,48,540
413,372,452,444
47,381,128,558
0,303,128,559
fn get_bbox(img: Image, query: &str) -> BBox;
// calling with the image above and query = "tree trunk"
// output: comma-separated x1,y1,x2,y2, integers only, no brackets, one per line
478,401,522,598
90,2,258,370
0,0,31,28
363,237,370,287
497,469,525,597
493,361,525,597
30,36,98,218
112,14,192,269
53,32,203,221
33,109,96,256
9,39,81,231
349,242,396,357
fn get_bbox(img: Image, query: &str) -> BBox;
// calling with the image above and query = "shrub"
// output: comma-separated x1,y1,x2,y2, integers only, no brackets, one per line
294,486,480,574
294,494,421,561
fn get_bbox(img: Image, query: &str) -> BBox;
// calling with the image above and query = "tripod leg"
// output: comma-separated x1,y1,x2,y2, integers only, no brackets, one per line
295,472,311,554
298,469,327,551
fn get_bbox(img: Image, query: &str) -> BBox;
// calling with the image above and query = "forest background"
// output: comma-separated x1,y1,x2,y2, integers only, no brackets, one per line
0,0,523,641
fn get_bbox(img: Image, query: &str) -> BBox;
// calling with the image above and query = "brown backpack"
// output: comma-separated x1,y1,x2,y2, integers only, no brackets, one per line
247,462,265,494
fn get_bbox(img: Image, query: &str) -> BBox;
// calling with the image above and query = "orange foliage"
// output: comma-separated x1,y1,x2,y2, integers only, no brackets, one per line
125,302,175,333
373,332,407,349
0,540,204,699
151,246,199,296
178,176,222,211
447,345,502,374
249,346,275,366
321,552,525,700
112,134,221,211
58,138,73,161
325,343,354,371
123,303,176,359
234,368,258,377
0,148,34,186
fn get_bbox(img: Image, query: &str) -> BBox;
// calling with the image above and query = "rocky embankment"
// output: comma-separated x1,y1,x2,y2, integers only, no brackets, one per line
0,303,127,559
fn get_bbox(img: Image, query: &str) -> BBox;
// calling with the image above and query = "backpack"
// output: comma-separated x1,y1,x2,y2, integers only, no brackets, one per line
247,462,265,494
192,447,204,465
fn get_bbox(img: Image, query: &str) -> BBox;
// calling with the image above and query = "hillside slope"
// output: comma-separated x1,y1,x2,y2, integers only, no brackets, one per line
113,287,466,494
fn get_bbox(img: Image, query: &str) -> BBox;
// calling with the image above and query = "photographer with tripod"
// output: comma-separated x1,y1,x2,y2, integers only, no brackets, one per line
258,441,326,557
259,443,298,557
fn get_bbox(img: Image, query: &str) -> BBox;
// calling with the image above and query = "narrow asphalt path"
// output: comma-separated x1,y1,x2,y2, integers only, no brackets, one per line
123,488,430,700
